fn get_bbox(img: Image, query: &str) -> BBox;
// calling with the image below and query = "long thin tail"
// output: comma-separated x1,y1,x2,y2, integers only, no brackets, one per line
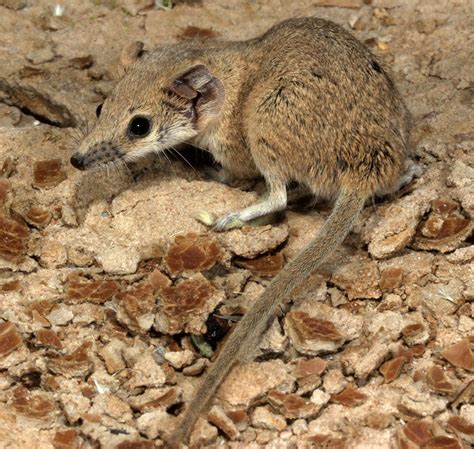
167,189,366,447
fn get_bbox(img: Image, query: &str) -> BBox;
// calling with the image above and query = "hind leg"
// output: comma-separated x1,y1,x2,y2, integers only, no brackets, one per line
376,159,423,197
213,177,287,231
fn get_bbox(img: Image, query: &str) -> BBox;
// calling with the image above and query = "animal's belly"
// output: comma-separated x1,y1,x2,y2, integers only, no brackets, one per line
192,134,260,179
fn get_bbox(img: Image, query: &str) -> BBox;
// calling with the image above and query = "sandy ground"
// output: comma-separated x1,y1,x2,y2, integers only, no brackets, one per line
0,0,473,448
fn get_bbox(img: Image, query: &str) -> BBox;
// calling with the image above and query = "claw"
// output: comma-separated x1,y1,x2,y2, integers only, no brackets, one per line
213,213,246,231
195,210,216,227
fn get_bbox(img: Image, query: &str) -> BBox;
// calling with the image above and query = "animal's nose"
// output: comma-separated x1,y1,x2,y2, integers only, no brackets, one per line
70,153,85,170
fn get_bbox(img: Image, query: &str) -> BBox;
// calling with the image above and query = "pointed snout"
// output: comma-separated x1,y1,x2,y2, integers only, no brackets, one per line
70,153,86,170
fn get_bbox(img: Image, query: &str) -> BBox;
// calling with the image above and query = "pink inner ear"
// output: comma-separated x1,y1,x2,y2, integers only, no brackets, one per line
172,81,198,100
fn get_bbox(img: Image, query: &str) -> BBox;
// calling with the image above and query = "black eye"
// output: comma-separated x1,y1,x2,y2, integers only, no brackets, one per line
96,103,103,117
128,116,152,138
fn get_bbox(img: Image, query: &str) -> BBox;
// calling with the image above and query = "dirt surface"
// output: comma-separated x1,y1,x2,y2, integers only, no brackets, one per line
0,1,473,448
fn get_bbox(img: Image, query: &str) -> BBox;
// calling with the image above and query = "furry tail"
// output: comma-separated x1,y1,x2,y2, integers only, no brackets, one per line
167,188,365,447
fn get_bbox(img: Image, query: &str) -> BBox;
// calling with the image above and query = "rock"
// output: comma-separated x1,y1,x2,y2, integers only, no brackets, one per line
128,352,166,389
413,199,472,252
40,239,67,268
448,160,474,213
285,302,362,355
128,387,180,412
135,410,176,440
251,406,287,431
52,429,80,449
99,339,126,374
218,360,293,407
47,305,74,326
322,369,347,395
226,409,249,432
379,267,403,291
26,46,55,65
294,357,328,378
163,349,194,369
366,186,438,259
182,357,209,376
292,418,308,436
349,428,394,449
60,205,78,227
419,280,465,320
207,405,240,440
219,223,288,258
310,389,331,409
398,420,433,448
155,273,225,335
259,320,286,354
349,337,399,380
285,310,344,354
331,253,381,299
96,245,140,274
189,417,218,447
399,383,449,417
426,365,457,395
59,393,91,424
90,393,133,423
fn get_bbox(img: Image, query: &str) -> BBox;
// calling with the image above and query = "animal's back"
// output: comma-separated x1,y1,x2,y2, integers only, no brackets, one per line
244,17,411,196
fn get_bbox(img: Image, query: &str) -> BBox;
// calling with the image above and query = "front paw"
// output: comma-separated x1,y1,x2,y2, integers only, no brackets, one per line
213,213,246,231
195,210,216,227
195,211,245,231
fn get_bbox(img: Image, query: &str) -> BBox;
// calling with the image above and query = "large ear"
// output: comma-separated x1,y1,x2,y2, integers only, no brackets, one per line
169,64,225,124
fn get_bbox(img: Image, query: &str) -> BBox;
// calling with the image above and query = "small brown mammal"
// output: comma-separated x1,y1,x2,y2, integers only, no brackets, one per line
72,17,415,446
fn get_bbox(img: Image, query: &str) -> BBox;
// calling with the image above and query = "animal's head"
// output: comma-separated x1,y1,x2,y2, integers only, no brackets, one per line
70,44,225,170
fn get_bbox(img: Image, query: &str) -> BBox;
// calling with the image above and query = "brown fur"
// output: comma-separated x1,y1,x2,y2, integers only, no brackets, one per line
72,17,413,446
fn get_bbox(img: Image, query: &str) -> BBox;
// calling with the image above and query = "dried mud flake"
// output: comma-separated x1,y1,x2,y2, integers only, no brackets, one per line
236,252,284,277
11,386,58,420
442,339,474,371
380,356,406,383
48,341,92,377
0,214,29,262
164,233,221,275
33,159,67,188
330,384,366,407
0,321,23,357
66,277,120,304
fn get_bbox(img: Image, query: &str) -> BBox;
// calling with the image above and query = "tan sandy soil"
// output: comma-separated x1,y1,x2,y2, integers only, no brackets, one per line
0,0,472,448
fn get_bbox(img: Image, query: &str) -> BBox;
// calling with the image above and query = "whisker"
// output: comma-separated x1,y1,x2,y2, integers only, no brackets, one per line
159,149,172,166
169,146,196,173
120,159,133,179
